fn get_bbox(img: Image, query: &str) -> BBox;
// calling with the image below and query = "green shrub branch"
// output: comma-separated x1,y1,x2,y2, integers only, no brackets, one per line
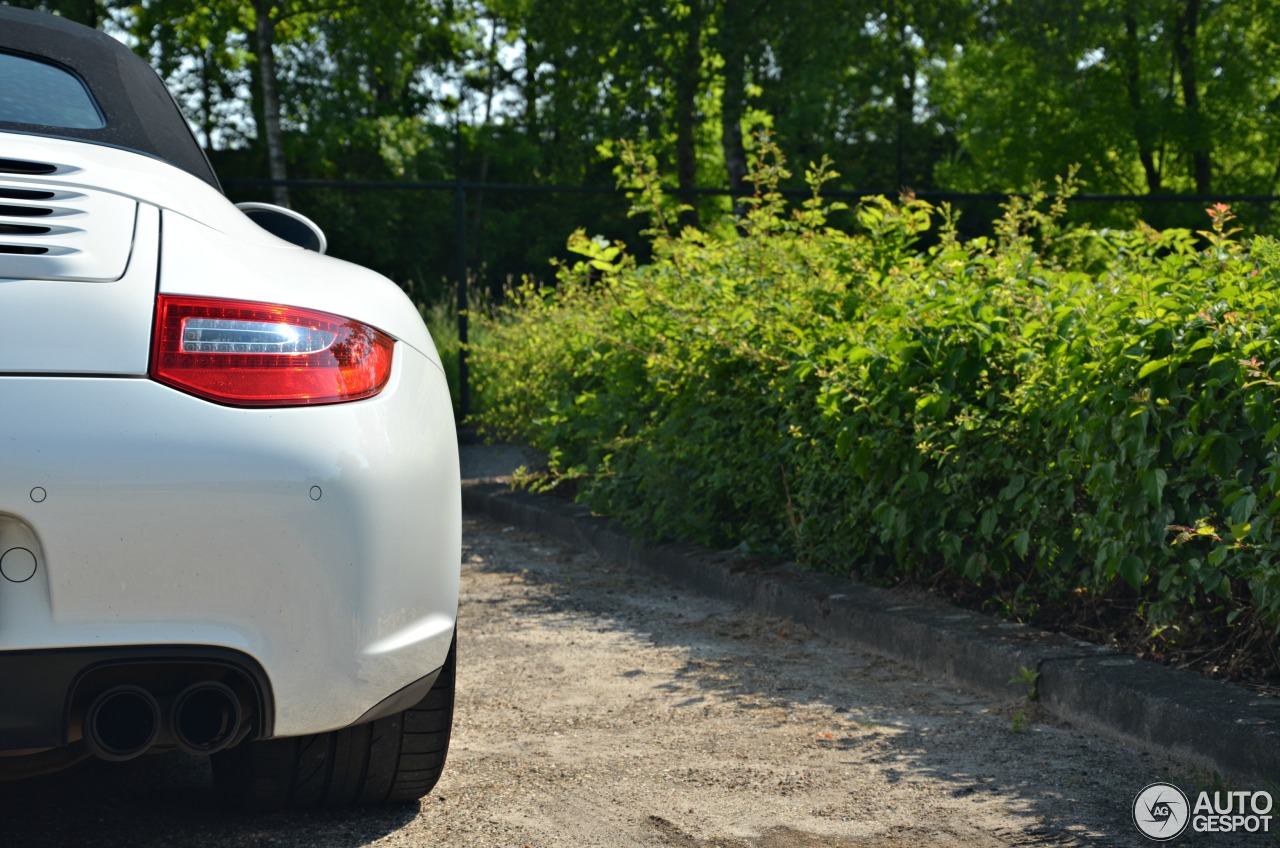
471,144,1280,648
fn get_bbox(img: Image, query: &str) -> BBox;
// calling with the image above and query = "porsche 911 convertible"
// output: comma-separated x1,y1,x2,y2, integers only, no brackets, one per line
0,7,460,809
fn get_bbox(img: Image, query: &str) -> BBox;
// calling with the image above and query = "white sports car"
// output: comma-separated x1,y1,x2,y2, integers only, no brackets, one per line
0,8,460,809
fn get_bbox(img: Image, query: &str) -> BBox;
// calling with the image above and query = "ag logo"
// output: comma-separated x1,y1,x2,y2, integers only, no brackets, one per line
1134,782,1190,841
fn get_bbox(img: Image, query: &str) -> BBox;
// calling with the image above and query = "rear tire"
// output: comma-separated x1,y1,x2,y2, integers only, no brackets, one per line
212,634,456,810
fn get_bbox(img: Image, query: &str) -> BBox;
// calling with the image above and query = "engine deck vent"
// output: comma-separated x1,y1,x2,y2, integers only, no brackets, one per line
0,157,57,176
0,180,137,281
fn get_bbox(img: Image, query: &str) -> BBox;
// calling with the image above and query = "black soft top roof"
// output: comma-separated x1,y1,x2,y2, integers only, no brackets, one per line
0,6,221,189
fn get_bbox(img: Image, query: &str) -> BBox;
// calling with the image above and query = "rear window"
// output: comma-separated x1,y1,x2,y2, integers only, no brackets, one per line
0,51,104,129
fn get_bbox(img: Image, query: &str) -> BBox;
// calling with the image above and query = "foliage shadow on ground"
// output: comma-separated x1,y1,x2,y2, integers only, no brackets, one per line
464,519,1210,848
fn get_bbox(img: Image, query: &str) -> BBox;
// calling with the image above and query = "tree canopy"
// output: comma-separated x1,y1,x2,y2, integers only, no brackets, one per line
9,0,1280,293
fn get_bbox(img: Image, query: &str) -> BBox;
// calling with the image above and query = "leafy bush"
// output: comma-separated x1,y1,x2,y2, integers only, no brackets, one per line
470,144,1280,661
421,294,492,420
420,299,463,419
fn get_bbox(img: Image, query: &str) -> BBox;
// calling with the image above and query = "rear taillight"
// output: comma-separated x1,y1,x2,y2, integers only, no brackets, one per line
150,295,394,406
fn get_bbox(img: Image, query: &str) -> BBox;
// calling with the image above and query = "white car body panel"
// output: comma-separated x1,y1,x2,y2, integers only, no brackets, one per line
0,350,460,735
0,202,157,374
159,210,439,367
0,132,460,740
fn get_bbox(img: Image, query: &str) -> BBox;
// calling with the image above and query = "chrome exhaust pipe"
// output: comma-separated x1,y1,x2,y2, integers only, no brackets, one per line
171,682,242,755
83,685,161,762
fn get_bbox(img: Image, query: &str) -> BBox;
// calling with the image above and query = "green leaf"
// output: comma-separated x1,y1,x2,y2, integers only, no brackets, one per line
873,501,897,530
1000,474,1026,500
1229,493,1257,525
1204,435,1243,477
1140,469,1167,507
1118,555,1146,589
1138,357,1172,378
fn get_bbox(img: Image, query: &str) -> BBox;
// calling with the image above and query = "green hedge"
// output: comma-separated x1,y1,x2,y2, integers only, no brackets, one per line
470,151,1280,642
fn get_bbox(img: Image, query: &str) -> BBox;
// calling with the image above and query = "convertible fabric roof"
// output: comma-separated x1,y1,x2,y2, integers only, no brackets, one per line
0,6,221,189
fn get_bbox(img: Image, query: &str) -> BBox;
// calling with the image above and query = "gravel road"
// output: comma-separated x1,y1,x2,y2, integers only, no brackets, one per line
0,516,1256,847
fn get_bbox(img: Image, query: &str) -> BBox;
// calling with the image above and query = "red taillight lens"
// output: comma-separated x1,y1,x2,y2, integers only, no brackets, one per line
150,295,394,406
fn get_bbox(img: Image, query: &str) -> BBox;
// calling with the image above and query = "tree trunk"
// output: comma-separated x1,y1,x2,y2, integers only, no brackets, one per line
893,21,916,190
1173,0,1210,194
1123,11,1161,193
199,46,215,152
522,30,539,137
719,0,749,219
253,0,291,207
674,2,704,231
471,17,503,268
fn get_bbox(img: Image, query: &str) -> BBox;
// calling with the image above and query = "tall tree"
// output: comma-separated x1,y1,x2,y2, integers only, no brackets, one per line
713,0,753,211
935,0,1280,202
1172,0,1210,193
131,0,253,151
671,0,706,229
251,0,290,205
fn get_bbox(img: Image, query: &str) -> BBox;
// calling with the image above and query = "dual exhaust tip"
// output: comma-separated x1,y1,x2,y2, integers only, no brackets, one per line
82,682,243,762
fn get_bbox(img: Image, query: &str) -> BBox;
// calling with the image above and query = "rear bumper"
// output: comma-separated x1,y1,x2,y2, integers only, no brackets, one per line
0,645,271,750
0,347,460,745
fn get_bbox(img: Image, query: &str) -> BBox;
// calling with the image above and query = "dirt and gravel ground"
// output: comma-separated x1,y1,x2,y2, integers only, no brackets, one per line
0,515,1260,847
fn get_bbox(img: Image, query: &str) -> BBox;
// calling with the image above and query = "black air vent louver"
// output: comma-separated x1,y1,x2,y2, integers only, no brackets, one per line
0,158,57,176
0,203,52,217
0,187,55,201
0,223,50,235
0,245,47,255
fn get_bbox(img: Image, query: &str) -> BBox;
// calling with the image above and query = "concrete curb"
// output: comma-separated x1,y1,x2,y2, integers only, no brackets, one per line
462,480,1280,786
